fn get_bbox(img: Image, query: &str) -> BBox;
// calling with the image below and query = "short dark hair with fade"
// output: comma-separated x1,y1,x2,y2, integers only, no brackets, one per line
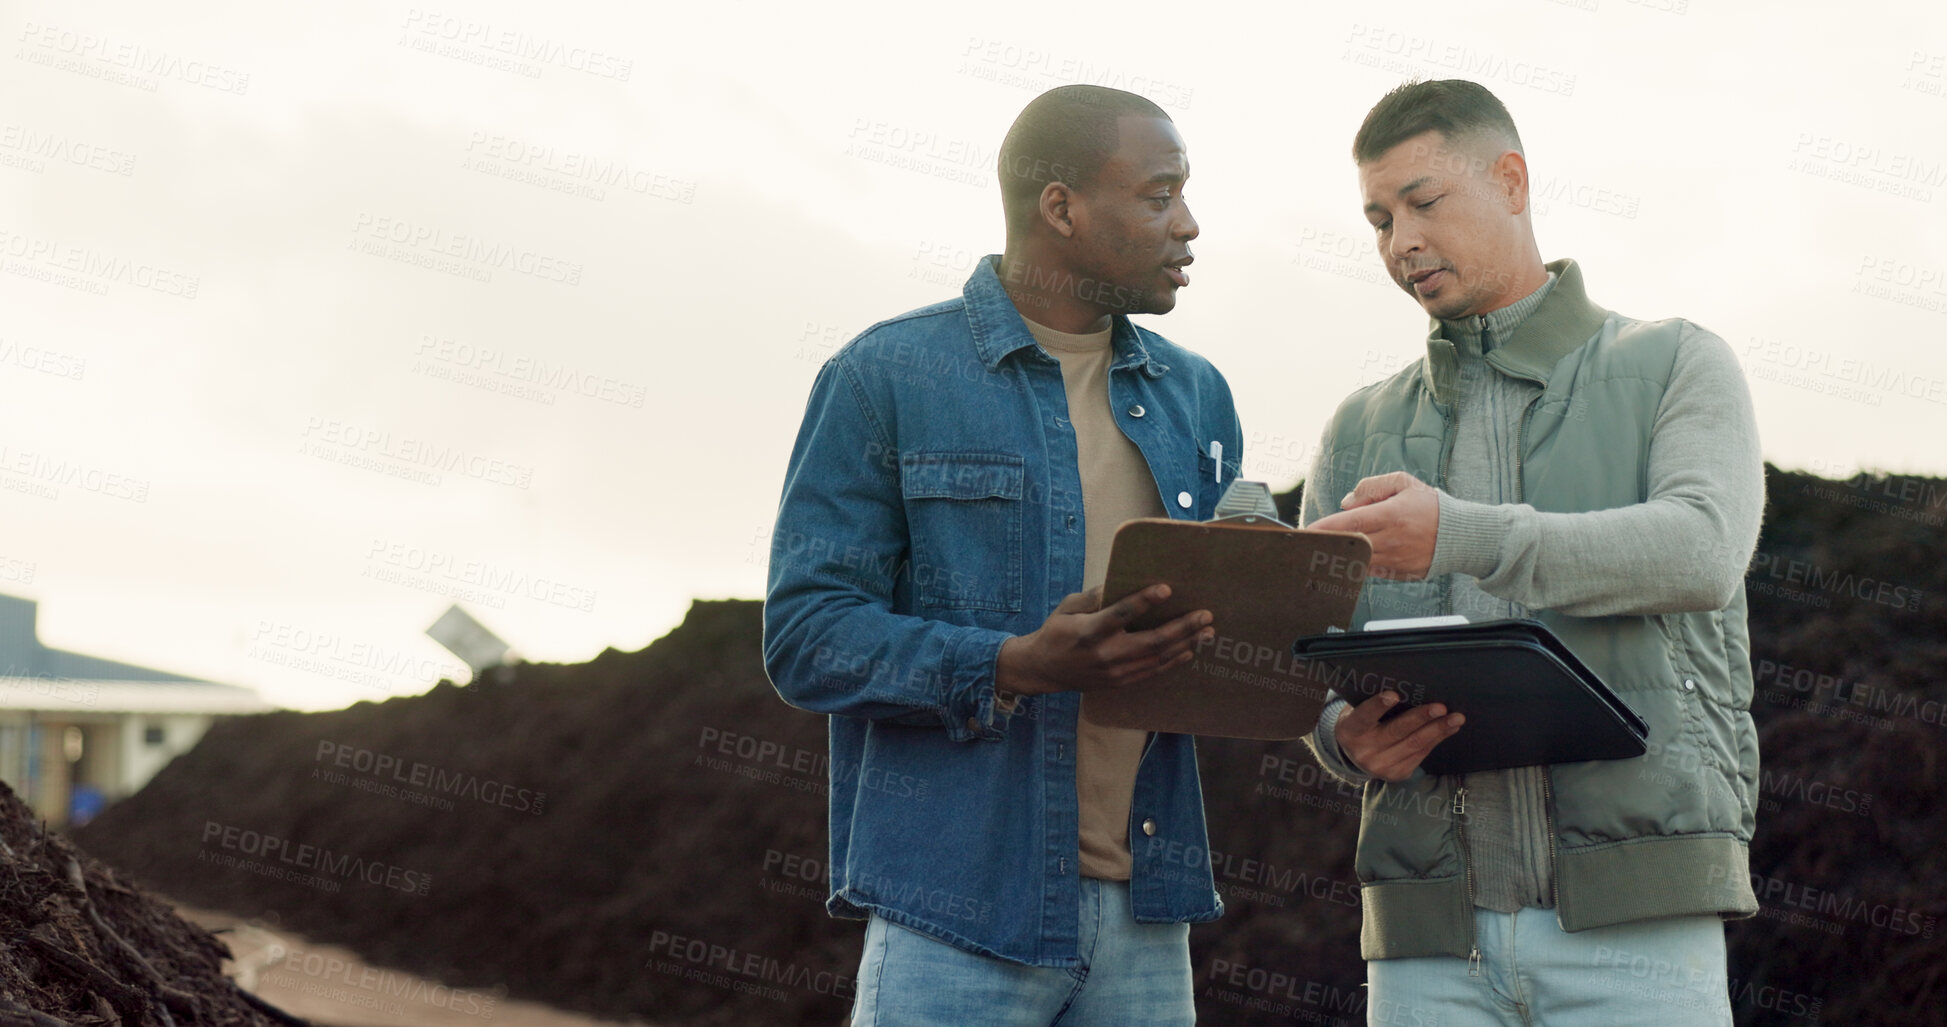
1351,78,1523,164
997,85,1171,231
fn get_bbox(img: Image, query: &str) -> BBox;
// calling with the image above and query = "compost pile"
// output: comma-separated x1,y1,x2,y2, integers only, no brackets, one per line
71,465,1946,1026
0,777,302,1025
75,599,841,1027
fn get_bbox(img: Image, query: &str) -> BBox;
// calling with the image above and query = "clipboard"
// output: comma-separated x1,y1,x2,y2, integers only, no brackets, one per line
1082,484,1371,740
1289,618,1648,774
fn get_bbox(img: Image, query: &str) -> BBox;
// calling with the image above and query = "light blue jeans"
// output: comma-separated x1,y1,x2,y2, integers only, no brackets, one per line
1367,907,1734,1026
848,878,1194,1026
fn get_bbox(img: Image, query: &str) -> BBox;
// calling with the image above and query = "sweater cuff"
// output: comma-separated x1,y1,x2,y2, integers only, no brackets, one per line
1308,697,1374,786
1429,492,1511,581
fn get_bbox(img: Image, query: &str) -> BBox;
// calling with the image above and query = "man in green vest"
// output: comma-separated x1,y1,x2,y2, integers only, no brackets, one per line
1302,78,1763,1025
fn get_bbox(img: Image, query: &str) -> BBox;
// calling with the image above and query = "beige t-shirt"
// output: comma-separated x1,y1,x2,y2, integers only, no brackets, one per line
1022,317,1160,881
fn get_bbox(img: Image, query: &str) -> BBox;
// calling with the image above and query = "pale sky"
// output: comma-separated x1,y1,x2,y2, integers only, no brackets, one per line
5,0,1944,710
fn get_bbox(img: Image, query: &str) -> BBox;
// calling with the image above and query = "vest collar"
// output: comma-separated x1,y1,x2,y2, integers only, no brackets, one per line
1422,258,1609,405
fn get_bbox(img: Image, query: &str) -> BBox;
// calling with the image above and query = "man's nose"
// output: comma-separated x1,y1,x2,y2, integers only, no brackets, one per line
1388,221,1423,259
1175,202,1199,242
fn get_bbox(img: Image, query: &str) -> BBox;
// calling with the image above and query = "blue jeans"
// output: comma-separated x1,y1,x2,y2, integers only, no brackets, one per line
848,878,1193,1026
1367,907,1733,1026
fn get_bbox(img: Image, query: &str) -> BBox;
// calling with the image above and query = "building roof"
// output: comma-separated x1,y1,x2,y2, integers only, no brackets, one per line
0,679,276,716
0,593,277,714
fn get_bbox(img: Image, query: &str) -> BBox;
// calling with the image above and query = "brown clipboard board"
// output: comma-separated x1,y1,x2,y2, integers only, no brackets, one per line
1083,517,1371,740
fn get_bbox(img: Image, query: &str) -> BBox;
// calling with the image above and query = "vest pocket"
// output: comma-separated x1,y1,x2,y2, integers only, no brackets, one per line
1661,669,1744,835
900,451,1025,612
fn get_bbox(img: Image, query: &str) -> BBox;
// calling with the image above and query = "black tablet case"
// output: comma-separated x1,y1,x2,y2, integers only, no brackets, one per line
1290,618,1648,774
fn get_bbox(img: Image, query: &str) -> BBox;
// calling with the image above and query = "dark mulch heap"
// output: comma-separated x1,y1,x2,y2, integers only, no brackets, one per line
67,465,1947,1025
0,777,305,1025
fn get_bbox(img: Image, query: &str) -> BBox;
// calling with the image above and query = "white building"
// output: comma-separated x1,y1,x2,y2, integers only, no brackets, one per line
0,593,275,827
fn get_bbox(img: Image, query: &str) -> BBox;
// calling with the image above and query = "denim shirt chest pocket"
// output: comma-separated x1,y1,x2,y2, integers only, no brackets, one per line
899,451,1024,612
1190,446,1243,520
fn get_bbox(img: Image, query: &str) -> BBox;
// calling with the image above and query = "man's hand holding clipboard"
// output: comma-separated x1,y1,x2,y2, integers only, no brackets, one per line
1080,481,1376,741
994,584,1216,698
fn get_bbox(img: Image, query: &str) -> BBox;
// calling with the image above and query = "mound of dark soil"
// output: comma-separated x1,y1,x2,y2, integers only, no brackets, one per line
70,465,1947,1026
75,599,843,1027
0,777,303,1025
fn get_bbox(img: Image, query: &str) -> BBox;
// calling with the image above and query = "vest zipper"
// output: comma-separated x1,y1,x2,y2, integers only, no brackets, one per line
1435,410,1460,616
1444,332,1530,975
1514,386,1557,914
1452,784,1480,974
1437,320,1554,972
1438,360,1472,970
1542,767,1562,914
1512,393,1541,505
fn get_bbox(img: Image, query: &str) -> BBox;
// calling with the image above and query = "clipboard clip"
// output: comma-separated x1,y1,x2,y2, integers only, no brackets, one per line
1208,480,1290,529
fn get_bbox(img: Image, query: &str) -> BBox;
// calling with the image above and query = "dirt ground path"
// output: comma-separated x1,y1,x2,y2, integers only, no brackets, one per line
171,902,660,1027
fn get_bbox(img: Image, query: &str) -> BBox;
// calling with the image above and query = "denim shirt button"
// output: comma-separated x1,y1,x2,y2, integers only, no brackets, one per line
1176,491,1192,509
966,716,982,733
1142,818,1157,837
1128,404,1145,418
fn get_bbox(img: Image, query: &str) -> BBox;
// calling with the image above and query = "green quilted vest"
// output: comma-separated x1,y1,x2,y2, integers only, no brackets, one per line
1320,258,1760,960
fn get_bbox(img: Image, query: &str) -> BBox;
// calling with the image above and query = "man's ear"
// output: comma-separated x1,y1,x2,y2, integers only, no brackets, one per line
1495,150,1531,216
1039,181,1077,239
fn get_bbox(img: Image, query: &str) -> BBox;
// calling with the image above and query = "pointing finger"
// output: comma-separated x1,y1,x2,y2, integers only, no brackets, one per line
1308,506,1380,535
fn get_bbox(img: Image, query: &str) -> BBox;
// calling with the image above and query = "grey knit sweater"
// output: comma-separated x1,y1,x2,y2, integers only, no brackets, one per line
1305,271,1765,913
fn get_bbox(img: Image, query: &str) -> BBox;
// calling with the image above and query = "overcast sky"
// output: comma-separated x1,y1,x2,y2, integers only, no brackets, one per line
5,0,1944,710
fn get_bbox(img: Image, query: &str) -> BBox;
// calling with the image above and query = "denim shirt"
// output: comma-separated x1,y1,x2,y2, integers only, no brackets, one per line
763,255,1244,967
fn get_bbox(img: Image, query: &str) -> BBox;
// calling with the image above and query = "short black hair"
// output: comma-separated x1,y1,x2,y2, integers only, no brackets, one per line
997,85,1171,232
1352,79,1522,164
